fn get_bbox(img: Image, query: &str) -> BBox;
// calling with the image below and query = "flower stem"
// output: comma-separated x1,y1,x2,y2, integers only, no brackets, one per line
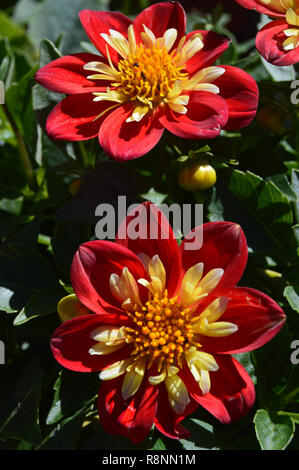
1,103,36,190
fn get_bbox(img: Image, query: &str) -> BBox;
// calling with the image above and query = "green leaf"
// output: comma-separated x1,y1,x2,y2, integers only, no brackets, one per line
0,357,42,445
39,409,85,450
225,168,296,256
270,174,298,203
27,0,109,54
0,11,24,40
181,419,220,450
284,286,299,313
0,243,58,312
13,288,63,325
46,369,98,425
254,409,295,450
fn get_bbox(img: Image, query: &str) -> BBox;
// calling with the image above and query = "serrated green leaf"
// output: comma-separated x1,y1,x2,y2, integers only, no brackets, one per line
254,409,295,450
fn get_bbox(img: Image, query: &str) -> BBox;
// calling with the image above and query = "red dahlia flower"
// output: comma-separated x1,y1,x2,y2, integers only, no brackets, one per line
35,2,258,161
236,0,299,65
51,202,286,444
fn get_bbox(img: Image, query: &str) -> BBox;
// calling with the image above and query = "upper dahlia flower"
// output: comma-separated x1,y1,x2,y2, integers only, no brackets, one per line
51,202,286,444
236,0,299,65
35,2,259,161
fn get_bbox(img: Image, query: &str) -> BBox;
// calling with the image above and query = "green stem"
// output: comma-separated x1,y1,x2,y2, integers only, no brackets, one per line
1,103,36,189
284,387,299,405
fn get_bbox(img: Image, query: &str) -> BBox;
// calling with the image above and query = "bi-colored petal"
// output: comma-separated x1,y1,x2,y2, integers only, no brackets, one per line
154,383,198,440
197,287,286,354
116,202,182,297
70,240,148,314
98,103,164,161
98,375,158,444
235,0,287,16
256,19,299,66
214,65,259,131
79,10,132,64
51,313,130,372
46,94,115,141
159,91,229,140
35,53,108,94
132,2,186,49
182,355,255,424
180,222,248,291
183,30,231,76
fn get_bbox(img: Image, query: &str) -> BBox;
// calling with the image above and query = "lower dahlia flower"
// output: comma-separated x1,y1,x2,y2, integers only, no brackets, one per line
35,2,258,161
51,202,286,443
236,0,299,65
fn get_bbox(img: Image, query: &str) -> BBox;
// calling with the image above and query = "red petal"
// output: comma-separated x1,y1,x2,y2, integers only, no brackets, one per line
184,30,231,75
235,0,285,17
35,53,108,94
154,383,198,440
99,104,164,161
46,94,115,141
159,91,229,140
183,356,255,423
214,65,259,131
180,222,248,290
133,1,186,48
71,240,148,314
98,375,159,444
79,10,131,64
51,313,131,372
116,201,182,296
256,20,299,66
198,287,286,354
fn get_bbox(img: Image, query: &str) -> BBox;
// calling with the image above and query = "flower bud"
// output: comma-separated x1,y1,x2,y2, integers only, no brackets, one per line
179,162,217,191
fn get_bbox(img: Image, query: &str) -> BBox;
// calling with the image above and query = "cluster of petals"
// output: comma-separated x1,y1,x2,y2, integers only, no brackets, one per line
236,0,299,65
35,2,259,160
51,202,286,443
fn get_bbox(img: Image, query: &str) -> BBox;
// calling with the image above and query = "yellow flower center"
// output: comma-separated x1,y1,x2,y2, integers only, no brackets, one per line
89,255,238,414
83,25,226,123
125,290,198,371
117,45,187,107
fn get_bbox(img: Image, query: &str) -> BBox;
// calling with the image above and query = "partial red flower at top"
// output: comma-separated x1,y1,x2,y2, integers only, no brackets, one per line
51,202,286,444
236,0,299,65
35,2,259,161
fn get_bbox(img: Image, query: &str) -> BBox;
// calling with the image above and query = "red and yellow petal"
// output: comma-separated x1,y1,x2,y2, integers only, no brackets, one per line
180,222,248,291
256,19,299,66
98,103,164,161
35,53,108,95
214,65,259,131
154,383,199,440
98,374,159,444
182,356,255,424
184,30,231,76
79,9,132,64
235,0,286,17
132,1,186,49
159,91,229,140
197,287,286,354
116,201,182,297
70,240,148,314
51,313,131,372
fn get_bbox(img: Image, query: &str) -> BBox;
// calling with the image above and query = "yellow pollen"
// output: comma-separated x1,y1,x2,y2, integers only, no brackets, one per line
125,289,195,368
117,44,188,107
